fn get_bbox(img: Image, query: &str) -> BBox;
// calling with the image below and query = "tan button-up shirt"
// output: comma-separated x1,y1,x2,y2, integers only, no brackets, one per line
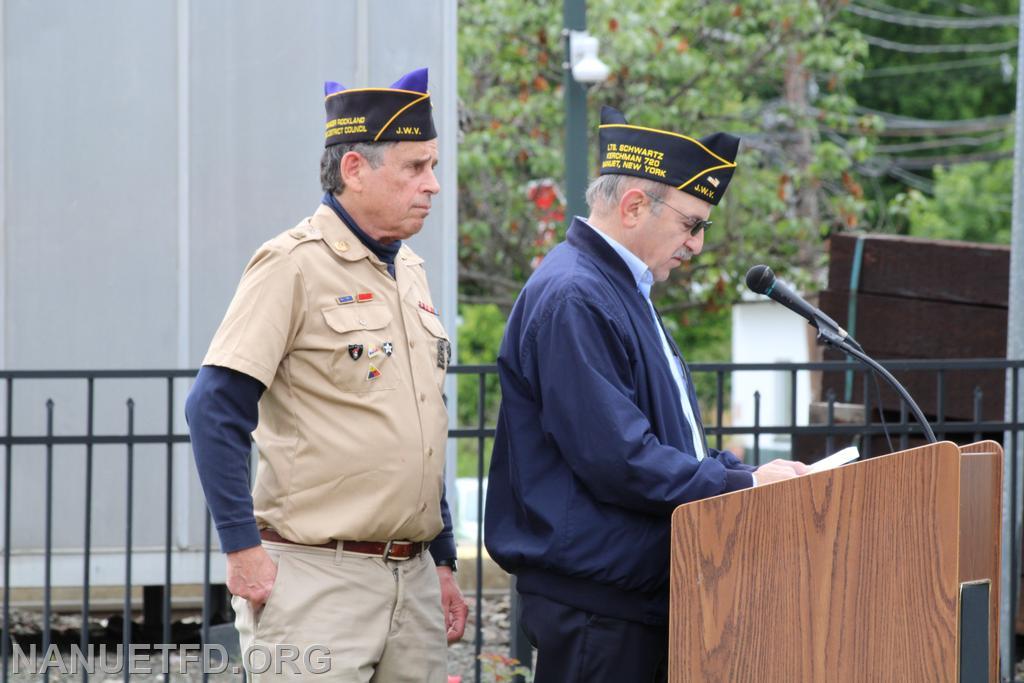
204,204,449,545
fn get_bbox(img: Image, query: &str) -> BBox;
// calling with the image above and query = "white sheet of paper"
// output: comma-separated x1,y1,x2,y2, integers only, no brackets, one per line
807,446,860,473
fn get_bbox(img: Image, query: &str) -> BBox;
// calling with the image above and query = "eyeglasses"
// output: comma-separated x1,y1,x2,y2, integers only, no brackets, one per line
643,192,711,237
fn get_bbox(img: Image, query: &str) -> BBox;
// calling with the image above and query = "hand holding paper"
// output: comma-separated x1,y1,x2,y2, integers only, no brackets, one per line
755,458,809,484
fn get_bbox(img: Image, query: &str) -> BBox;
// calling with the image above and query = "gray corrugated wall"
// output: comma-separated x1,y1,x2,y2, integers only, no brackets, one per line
0,0,458,580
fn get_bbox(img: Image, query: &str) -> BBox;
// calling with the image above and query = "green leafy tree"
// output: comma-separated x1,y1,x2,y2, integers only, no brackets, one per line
889,134,1014,243
838,0,1017,234
457,0,875,358
458,0,565,309
583,1,875,305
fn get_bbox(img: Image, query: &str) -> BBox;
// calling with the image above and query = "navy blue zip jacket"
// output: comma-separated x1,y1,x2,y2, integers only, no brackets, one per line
484,218,755,625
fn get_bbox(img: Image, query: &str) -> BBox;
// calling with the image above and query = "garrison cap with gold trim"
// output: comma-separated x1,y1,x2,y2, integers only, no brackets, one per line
324,67,436,146
598,105,739,205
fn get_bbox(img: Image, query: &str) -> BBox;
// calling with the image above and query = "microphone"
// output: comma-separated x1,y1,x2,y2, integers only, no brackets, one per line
745,265,848,340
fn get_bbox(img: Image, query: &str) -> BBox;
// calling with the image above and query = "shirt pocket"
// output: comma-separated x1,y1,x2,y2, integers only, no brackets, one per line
321,304,399,393
416,309,451,391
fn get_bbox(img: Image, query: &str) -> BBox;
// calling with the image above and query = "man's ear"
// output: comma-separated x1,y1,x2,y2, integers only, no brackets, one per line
619,188,648,229
339,151,366,193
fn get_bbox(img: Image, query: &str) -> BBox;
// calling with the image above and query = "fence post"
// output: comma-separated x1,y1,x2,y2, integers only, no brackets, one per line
899,398,908,452
825,389,836,456
715,371,725,451
753,391,761,466
1005,364,1022,680
476,372,486,683
82,378,94,683
124,399,134,683
163,379,174,646
509,578,533,682
43,400,53,683
3,378,12,683
862,372,872,459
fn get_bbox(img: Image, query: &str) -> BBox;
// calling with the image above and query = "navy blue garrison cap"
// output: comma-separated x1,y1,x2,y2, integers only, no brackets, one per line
597,106,739,205
324,67,436,146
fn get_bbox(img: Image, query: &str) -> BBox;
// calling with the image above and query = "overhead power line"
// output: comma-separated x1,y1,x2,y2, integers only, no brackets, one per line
890,149,1013,169
863,33,1018,54
876,128,1010,153
843,107,1013,136
878,120,1012,136
864,55,1006,77
852,155,937,191
944,1,1004,17
949,2,1004,17
861,0,1005,19
848,3,1018,29
858,106,1007,124
885,166,936,193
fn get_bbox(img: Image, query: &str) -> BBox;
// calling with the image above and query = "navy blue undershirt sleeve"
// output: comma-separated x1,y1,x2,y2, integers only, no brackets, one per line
429,484,457,563
185,365,265,553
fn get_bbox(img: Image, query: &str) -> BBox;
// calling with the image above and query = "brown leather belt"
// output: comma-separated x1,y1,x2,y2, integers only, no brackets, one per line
259,528,425,560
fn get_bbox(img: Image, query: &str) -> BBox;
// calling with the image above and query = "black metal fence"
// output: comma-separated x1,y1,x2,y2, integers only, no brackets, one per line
0,359,1021,681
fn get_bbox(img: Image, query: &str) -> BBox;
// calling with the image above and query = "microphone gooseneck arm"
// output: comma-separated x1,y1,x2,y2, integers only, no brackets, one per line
816,326,937,444
746,264,938,445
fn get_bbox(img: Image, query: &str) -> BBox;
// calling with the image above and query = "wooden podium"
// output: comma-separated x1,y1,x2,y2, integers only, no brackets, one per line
670,441,1003,682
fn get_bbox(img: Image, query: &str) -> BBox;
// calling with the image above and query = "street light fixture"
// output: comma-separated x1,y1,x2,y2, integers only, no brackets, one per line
568,30,610,85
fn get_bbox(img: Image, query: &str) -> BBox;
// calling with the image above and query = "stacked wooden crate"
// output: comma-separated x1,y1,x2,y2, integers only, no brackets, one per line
817,233,1010,424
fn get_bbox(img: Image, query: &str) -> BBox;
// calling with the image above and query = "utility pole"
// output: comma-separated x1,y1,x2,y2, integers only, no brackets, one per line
563,0,588,220
1001,6,1024,680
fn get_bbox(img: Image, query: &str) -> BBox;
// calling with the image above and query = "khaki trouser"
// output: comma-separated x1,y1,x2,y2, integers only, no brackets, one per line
232,541,447,682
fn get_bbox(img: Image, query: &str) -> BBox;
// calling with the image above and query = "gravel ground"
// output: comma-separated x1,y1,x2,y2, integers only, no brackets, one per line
1,595,519,681
447,594,526,680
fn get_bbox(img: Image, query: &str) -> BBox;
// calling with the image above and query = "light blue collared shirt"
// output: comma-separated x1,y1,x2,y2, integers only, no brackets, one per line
582,218,707,461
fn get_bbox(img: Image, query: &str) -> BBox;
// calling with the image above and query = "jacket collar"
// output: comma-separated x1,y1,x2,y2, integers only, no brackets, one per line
565,216,640,293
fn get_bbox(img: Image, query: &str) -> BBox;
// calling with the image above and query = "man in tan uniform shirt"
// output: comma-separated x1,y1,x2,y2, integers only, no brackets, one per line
185,67,466,681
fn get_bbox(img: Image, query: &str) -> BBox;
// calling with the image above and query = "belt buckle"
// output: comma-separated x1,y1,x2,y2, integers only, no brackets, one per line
383,540,417,561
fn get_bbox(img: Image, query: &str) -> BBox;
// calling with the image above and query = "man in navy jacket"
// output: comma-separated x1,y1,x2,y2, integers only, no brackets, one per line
484,106,807,682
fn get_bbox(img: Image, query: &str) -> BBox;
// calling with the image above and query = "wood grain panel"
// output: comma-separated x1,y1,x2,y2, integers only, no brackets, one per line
827,233,1010,307
818,291,1008,361
958,440,1003,682
670,442,962,682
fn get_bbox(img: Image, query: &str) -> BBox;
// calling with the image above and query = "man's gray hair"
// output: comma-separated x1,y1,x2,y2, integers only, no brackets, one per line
320,141,397,194
585,174,669,214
